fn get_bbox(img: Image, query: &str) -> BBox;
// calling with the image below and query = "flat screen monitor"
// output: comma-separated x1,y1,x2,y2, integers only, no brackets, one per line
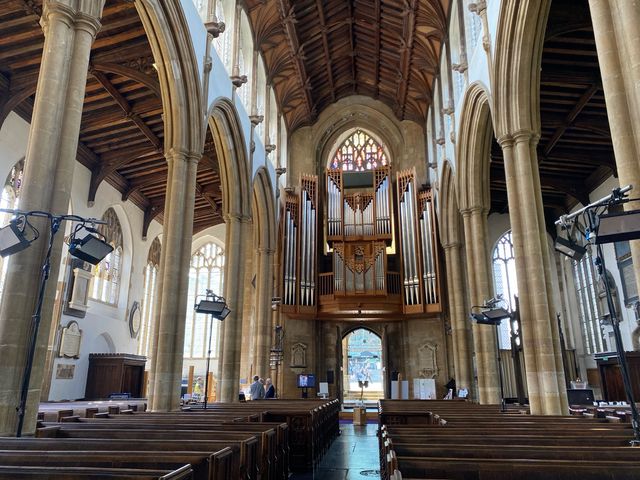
297,373,316,388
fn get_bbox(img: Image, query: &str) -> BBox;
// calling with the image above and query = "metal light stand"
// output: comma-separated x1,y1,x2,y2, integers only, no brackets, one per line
203,312,214,410
493,322,507,413
586,209,640,446
556,185,640,446
0,209,107,438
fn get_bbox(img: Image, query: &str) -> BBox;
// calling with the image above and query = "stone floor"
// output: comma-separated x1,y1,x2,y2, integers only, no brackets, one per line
291,423,381,480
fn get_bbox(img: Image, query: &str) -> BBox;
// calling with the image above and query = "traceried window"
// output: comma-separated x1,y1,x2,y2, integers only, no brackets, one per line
184,242,225,359
573,249,606,354
0,160,24,298
138,237,161,358
330,130,388,171
492,231,519,348
90,208,123,305
213,0,232,69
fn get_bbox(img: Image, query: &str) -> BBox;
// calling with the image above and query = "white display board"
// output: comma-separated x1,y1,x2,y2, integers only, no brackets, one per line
391,380,410,399
413,378,436,399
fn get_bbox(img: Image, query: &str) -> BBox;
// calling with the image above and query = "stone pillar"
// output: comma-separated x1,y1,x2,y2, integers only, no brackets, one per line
254,248,275,377
149,149,199,411
443,242,473,392
499,132,567,415
218,213,250,402
461,207,500,404
589,0,640,296
0,0,104,435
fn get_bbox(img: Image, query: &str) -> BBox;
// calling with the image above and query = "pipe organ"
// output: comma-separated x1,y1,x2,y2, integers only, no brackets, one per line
280,166,441,317
281,176,318,313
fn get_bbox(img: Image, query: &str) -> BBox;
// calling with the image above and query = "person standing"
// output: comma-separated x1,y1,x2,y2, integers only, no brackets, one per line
249,375,265,400
265,378,276,399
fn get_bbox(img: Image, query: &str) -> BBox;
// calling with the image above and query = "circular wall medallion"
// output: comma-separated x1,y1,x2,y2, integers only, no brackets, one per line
129,301,142,338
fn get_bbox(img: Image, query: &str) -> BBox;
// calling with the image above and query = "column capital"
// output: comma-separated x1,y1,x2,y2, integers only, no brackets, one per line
166,148,200,164
223,213,252,224
460,205,488,217
442,241,462,251
257,247,276,255
497,130,539,148
41,1,105,36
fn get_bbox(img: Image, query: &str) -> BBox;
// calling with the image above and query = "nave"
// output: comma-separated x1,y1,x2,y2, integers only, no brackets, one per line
1,398,639,479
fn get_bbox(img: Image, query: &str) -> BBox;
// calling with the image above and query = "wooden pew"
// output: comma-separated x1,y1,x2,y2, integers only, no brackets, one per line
0,464,194,479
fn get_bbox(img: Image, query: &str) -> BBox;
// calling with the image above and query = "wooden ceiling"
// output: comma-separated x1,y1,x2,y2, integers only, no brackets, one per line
0,0,223,237
244,0,450,131
490,0,615,227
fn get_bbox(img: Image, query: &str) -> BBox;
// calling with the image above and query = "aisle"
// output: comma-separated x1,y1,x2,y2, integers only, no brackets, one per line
292,423,381,480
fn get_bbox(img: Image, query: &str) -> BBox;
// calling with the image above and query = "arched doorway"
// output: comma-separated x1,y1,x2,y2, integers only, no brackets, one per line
341,328,384,401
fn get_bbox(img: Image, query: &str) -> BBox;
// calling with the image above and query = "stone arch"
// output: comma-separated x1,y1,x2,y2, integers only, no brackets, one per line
208,99,251,218
134,0,204,154
96,332,116,354
456,83,493,212
341,325,382,340
252,167,276,252
438,160,462,247
312,99,405,173
493,0,551,139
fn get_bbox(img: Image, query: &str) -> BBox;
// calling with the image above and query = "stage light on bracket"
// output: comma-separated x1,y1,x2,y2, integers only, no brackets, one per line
595,209,640,244
555,235,587,261
0,217,33,257
195,291,230,320
68,232,113,265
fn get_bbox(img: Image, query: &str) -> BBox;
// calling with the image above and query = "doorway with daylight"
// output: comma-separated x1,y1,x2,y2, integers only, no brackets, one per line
342,328,384,401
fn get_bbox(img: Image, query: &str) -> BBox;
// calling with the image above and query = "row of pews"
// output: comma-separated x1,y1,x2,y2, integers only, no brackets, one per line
0,399,339,479
379,399,640,480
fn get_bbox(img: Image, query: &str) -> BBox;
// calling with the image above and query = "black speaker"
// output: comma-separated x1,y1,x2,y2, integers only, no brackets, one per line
326,370,334,384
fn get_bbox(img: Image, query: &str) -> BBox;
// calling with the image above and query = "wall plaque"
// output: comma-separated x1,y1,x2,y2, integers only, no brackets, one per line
59,320,82,359
56,363,75,379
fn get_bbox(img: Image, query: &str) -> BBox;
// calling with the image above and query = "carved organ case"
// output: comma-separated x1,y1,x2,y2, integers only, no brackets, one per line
397,169,441,313
281,175,318,314
280,166,441,316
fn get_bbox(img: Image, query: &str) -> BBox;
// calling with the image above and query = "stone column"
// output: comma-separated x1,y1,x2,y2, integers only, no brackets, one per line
499,132,567,415
0,0,104,436
149,150,199,412
443,242,473,392
218,213,250,402
461,207,500,404
589,0,640,296
254,248,275,377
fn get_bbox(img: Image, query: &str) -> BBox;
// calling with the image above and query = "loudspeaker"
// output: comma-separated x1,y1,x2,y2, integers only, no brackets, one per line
326,370,334,384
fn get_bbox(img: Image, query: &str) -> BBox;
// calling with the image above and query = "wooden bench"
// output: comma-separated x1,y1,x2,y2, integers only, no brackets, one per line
0,464,193,479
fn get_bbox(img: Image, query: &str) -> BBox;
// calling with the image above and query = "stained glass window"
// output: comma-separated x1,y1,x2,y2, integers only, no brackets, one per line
90,208,123,305
330,129,388,171
184,242,225,359
138,237,161,358
491,231,518,349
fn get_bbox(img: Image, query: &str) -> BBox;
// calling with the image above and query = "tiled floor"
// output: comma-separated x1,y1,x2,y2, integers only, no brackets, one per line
291,423,381,480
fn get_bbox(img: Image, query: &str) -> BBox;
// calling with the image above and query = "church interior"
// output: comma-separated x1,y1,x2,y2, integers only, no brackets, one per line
1,0,640,478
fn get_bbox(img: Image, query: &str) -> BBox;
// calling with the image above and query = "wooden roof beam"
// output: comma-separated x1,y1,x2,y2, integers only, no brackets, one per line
277,0,315,120
395,0,418,119
543,84,600,157
373,0,381,99
314,0,336,102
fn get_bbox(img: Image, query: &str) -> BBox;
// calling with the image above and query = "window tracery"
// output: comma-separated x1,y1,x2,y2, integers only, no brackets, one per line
184,242,225,359
138,237,161,357
0,160,24,298
330,130,388,171
90,208,123,305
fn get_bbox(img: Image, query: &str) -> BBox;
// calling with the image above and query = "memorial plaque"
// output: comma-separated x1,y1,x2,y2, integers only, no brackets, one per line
59,321,82,358
56,363,75,379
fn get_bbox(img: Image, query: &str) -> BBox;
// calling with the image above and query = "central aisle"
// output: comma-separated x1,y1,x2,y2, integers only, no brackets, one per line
292,423,381,480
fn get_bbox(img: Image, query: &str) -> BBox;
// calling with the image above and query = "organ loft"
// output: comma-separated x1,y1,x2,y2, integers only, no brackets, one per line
1,0,640,477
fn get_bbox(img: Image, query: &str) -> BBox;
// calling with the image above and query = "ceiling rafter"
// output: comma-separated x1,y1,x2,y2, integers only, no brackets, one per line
314,0,336,103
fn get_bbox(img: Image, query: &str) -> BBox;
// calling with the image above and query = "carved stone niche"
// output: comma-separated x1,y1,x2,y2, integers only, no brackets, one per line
418,342,439,379
58,320,82,359
63,258,93,318
290,342,307,368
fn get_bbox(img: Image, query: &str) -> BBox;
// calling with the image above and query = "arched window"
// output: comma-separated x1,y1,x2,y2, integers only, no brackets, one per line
238,47,250,110
138,237,161,357
0,160,24,298
330,129,388,171
491,231,519,348
90,208,123,305
184,242,225,359
213,0,232,69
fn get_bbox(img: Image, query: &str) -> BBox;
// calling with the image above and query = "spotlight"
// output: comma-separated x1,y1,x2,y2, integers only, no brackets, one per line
195,292,230,320
69,233,114,265
0,218,32,257
555,236,586,261
595,209,640,244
